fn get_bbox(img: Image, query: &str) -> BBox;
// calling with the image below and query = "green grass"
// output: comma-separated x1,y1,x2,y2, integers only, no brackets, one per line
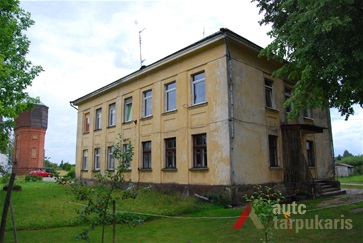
338,175,363,184
1,179,363,242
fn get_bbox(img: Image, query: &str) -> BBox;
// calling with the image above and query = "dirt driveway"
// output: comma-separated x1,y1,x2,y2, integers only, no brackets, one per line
318,187,363,209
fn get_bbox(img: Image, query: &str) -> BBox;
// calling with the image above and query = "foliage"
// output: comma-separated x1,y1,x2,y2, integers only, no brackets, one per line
57,133,136,242
44,157,58,169
65,166,75,178
0,174,10,184
244,185,284,243
25,174,42,182
0,0,43,152
337,154,363,175
61,162,73,171
252,0,363,120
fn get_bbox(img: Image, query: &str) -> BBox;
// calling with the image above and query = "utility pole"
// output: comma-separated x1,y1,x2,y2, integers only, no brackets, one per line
139,28,146,67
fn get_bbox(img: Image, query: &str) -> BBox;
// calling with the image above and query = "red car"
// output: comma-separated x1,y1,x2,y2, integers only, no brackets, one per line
29,169,53,177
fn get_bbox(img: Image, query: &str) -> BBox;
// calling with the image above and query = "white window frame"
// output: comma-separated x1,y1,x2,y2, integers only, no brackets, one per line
124,97,132,122
108,103,116,127
265,80,274,108
94,148,100,170
164,82,176,112
142,90,152,117
95,108,102,130
191,72,206,105
82,150,88,170
165,138,176,168
107,146,114,170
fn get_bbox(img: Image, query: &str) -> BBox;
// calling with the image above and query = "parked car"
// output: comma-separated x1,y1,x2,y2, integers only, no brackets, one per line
29,168,53,177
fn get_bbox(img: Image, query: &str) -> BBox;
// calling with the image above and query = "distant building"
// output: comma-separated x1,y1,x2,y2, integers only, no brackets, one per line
335,163,354,177
70,28,336,202
13,102,48,174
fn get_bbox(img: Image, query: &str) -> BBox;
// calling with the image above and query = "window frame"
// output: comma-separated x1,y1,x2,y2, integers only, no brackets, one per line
164,81,176,112
142,90,153,117
84,112,90,133
284,88,292,113
265,80,274,109
192,134,207,168
142,141,152,169
123,143,132,170
94,148,101,170
268,135,278,167
124,97,133,122
108,103,116,127
306,140,315,167
82,150,88,170
95,108,102,130
191,71,206,105
107,146,115,171
165,138,176,169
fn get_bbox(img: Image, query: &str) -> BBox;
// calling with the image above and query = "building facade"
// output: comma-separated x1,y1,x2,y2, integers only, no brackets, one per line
71,28,335,201
13,102,48,174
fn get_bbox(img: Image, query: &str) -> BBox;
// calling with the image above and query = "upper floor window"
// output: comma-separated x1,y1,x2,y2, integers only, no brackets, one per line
107,146,115,170
124,97,132,122
306,140,315,167
193,134,207,168
82,150,88,170
265,80,274,108
94,148,100,170
142,141,152,169
84,113,90,133
142,90,152,117
192,72,206,105
268,135,278,167
108,103,116,127
165,82,176,112
284,88,292,113
95,108,102,130
165,138,176,168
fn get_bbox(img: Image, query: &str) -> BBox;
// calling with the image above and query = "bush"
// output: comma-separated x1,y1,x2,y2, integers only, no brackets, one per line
25,174,42,182
0,174,10,184
65,166,75,178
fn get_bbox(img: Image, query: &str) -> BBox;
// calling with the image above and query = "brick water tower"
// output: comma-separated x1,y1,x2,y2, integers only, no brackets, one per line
13,102,48,175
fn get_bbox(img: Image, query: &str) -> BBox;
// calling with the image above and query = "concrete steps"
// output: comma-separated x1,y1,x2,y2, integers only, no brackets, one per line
314,179,346,197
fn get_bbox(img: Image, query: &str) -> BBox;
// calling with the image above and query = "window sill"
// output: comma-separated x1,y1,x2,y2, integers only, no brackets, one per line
162,109,177,115
92,169,100,172
122,120,133,125
162,168,177,172
269,166,282,170
81,169,88,172
188,102,208,109
139,168,152,172
265,107,279,113
107,169,115,172
140,115,153,121
107,125,116,129
83,131,90,135
189,167,209,171
94,129,102,132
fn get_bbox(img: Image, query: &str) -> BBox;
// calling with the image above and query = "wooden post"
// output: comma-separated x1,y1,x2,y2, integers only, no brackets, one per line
0,173,16,242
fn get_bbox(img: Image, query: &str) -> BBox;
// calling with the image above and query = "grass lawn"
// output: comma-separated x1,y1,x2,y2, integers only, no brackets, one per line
338,175,363,184
1,179,363,242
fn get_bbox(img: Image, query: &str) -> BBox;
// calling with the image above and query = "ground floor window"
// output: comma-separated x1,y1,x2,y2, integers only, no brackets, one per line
142,141,152,169
94,148,100,170
165,138,176,168
107,146,114,170
269,135,278,167
193,134,207,168
82,150,88,170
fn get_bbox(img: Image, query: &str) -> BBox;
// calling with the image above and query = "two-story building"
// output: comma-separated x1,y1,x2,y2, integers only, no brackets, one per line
70,28,337,203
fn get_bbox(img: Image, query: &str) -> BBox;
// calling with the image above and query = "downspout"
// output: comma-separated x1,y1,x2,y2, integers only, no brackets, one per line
69,101,78,110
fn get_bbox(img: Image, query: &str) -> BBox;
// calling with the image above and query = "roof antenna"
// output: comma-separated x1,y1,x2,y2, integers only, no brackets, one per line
139,28,146,67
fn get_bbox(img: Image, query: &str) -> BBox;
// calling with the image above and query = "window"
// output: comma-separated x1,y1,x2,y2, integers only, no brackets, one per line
268,135,278,167
108,103,116,127
306,141,315,167
192,72,206,105
193,134,207,167
107,146,114,170
165,82,176,112
304,109,312,118
165,138,176,168
31,147,37,159
95,108,102,130
142,90,152,117
82,150,88,170
124,97,132,122
284,88,292,113
142,141,152,169
84,113,90,133
123,144,132,170
265,80,274,108
94,148,100,170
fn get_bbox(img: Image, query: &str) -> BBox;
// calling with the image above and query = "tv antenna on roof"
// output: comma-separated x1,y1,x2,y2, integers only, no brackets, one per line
139,28,146,67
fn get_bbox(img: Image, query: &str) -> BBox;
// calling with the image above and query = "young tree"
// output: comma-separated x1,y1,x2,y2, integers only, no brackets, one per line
0,0,43,152
252,0,363,120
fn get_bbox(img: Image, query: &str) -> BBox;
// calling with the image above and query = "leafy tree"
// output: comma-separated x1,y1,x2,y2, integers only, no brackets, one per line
343,149,353,158
252,0,363,120
44,157,58,169
0,0,43,152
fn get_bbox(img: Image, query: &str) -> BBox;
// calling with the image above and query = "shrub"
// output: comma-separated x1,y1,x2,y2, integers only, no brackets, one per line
25,174,42,182
0,174,10,184
65,166,75,178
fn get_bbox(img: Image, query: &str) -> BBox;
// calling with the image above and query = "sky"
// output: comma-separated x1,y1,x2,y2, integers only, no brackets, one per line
19,0,362,164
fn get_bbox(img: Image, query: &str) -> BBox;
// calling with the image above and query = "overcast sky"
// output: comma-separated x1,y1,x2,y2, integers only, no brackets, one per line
20,0,362,164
